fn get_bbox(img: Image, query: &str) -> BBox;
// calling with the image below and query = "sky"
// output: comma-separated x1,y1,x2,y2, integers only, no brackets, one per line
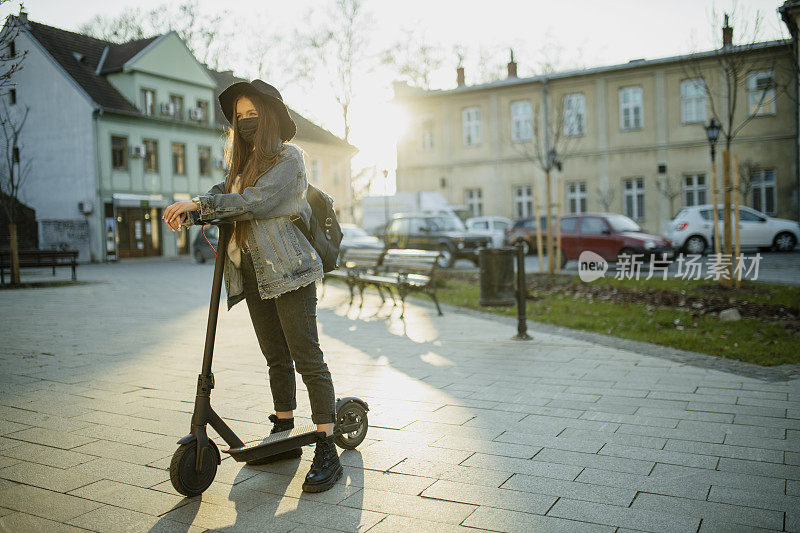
5,0,792,194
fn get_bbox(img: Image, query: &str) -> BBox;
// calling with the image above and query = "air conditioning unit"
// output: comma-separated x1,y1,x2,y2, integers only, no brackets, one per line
78,200,93,215
160,102,175,115
130,144,146,158
189,107,204,121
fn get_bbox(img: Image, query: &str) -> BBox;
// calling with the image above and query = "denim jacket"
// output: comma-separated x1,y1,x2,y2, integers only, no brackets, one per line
184,142,323,310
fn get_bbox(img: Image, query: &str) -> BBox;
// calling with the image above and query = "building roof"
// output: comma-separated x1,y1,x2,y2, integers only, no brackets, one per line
17,15,356,151
396,39,793,99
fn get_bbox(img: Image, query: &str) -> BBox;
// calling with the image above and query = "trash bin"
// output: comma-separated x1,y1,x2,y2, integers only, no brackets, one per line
479,247,516,306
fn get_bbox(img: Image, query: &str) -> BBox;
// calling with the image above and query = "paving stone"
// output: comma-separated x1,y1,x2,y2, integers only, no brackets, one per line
532,447,654,475
698,518,781,532
365,514,483,533
0,459,100,492
0,441,95,469
388,457,513,487
631,492,784,530
68,457,168,489
246,494,386,532
69,439,173,466
547,498,700,533
461,452,583,480
558,427,667,449
463,504,614,532
338,486,476,524
492,429,605,453
4,426,97,450
0,482,102,522
664,439,784,463
500,472,637,506
68,479,190,516
649,463,785,494
574,468,710,500
708,484,800,512
723,433,800,452
66,504,206,532
717,456,800,480
421,479,557,514
687,401,787,418
428,434,541,459
0,511,89,533
598,442,718,469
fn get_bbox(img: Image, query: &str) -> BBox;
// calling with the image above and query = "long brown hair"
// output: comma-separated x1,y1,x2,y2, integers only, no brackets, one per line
224,93,286,249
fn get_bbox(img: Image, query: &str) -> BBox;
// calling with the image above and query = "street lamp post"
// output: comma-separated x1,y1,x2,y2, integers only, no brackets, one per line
705,118,722,262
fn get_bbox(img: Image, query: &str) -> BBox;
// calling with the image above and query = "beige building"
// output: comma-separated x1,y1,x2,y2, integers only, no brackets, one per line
392,29,797,236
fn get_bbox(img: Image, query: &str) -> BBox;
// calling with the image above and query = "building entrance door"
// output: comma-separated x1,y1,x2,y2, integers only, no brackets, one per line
116,206,162,258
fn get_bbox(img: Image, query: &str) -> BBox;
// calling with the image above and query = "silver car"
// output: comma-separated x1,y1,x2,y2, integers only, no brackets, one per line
665,204,799,254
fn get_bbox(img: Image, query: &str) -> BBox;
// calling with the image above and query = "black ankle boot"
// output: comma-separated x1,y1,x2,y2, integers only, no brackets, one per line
246,413,303,465
302,431,343,492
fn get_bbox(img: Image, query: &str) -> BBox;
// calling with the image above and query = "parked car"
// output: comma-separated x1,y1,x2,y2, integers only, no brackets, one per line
557,213,673,266
465,216,513,248
192,224,219,263
339,223,384,262
665,204,799,254
382,212,492,268
504,215,555,255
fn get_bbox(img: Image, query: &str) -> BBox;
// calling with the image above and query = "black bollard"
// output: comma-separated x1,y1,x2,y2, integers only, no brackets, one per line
513,240,532,340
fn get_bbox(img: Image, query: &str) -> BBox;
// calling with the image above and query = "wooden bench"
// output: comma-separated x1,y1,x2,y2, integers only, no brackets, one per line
356,248,442,318
323,248,385,304
0,249,79,285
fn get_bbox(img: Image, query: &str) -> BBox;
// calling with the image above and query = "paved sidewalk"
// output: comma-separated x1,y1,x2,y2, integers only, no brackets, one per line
0,257,798,532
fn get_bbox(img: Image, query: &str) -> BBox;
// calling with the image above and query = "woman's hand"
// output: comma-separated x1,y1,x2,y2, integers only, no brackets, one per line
162,201,196,232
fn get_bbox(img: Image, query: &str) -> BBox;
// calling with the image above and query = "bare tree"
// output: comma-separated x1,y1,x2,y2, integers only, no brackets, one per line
380,27,445,90
0,97,31,285
298,0,374,220
681,7,786,286
78,0,234,71
656,174,683,219
502,88,580,274
596,184,616,212
0,3,28,98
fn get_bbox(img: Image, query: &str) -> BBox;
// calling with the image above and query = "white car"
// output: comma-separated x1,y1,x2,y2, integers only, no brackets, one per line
665,204,799,254
465,216,513,248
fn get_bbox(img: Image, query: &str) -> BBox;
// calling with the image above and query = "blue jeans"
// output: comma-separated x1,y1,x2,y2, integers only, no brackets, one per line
241,246,335,424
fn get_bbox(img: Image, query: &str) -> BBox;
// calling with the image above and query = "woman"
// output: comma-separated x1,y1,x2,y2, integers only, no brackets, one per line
162,80,342,493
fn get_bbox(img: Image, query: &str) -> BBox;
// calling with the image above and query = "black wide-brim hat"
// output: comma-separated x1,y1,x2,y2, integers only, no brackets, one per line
218,79,297,142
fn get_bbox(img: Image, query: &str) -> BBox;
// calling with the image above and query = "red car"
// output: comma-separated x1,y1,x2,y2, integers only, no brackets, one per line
558,213,673,266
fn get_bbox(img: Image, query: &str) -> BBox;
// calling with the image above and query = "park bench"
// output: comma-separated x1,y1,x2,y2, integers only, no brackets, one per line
0,249,79,285
323,248,386,304
355,248,443,318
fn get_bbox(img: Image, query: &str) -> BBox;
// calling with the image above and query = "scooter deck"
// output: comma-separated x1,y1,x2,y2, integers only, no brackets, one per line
222,423,321,463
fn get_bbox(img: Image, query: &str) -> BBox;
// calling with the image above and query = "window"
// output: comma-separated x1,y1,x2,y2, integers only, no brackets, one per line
143,139,158,172
514,185,533,218
739,208,765,222
747,70,776,116
419,116,434,151
493,220,509,231
140,88,155,116
623,177,645,220
198,145,211,176
510,100,532,142
563,93,586,137
172,143,186,175
465,188,483,217
111,136,127,169
196,100,209,123
462,106,481,146
619,86,643,130
680,79,706,123
9,39,15,57
561,217,579,233
309,159,321,184
580,216,608,234
682,173,706,207
9,88,15,105
169,94,184,120
567,181,587,213
751,169,776,215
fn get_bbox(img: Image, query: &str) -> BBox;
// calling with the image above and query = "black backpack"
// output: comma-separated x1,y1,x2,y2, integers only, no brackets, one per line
293,184,343,272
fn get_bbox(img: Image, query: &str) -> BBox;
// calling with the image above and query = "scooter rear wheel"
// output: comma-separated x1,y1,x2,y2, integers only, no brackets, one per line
169,440,219,497
334,401,368,450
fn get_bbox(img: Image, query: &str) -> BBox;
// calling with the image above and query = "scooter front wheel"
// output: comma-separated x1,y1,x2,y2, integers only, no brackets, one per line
169,440,219,497
334,401,368,450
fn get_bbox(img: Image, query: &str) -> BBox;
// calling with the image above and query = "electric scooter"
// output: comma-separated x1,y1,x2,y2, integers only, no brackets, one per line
170,219,369,497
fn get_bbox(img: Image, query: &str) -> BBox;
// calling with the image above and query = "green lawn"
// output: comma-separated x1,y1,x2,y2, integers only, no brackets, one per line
429,274,800,366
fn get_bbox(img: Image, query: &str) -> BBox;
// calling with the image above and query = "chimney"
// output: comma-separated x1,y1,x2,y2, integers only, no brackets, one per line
18,11,28,26
722,13,733,47
507,49,517,78
456,66,465,87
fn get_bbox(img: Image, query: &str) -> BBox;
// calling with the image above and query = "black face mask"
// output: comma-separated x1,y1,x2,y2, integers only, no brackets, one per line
237,116,258,144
